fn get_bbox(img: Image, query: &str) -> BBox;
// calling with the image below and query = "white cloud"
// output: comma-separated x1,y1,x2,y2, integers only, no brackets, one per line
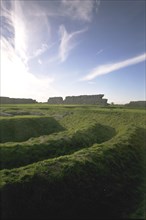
1,35,55,102
13,3,28,62
82,53,146,81
1,0,52,63
1,0,56,102
58,25,87,62
62,0,97,22
47,25,88,63
34,43,51,57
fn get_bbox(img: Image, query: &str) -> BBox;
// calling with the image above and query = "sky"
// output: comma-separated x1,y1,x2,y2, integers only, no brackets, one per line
0,0,146,104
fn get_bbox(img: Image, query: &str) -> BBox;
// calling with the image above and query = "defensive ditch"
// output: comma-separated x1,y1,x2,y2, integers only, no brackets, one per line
0,126,145,219
0,122,116,169
0,108,145,219
0,117,64,143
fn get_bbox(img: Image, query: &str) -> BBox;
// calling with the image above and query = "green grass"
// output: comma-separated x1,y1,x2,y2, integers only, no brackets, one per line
0,116,64,143
0,123,115,169
0,104,145,219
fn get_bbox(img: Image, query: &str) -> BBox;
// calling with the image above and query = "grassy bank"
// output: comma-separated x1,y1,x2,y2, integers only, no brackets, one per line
0,116,64,143
0,123,115,169
0,104,145,219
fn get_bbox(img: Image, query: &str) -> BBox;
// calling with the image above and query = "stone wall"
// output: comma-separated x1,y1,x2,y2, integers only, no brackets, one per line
125,101,146,107
48,94,108,105
48,97,63,104
0,97,37,104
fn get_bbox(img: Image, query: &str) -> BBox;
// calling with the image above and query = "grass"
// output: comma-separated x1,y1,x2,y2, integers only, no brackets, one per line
0,104,145,219
0,116,64,143
0,123,115,169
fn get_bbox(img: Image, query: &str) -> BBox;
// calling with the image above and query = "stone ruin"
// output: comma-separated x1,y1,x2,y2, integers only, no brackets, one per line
125,101,146,107
0,94,108,105
48,94,108,105
47,97,63,104
0,97,37,104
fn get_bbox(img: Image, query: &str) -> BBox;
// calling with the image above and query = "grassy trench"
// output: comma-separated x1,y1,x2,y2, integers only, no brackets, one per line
0,126,145,219
0,116,64,143
0,123,116,169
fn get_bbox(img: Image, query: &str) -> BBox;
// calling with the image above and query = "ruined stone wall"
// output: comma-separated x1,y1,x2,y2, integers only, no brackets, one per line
0,97,37,104
48,94,108,105
47,97,63,104
125,101,146,107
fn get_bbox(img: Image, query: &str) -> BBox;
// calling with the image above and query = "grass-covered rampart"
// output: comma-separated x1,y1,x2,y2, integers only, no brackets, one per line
0,104,145,219
0,126,145,219
0,123,115,169
0,116,64,143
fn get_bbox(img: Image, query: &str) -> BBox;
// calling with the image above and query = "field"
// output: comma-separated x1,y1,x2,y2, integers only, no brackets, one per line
0,104,145,219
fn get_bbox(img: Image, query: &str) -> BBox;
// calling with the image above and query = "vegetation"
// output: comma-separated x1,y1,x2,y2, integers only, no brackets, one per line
0,116,64,143
125,101,146,108
0,123,115,169
0,104,145,219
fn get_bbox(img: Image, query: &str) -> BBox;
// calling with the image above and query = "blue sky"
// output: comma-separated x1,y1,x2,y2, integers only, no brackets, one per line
1,0,145,103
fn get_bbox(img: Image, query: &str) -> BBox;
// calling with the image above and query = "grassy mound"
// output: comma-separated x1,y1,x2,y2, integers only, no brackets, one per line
0,116,64,143
0,126,145,219
0,123,116,169
0,104,145,219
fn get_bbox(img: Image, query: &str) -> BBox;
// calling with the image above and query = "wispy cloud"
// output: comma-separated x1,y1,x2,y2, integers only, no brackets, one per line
1,0,90,66
82,53,146,81
62,0,99,22
96,49,104,55
58,25,87,62
22,0,99,23
1,0,53,61
47,25,87,63
31,43,56,61
1,0,56,101
1,0,52,62
1,35,55,102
